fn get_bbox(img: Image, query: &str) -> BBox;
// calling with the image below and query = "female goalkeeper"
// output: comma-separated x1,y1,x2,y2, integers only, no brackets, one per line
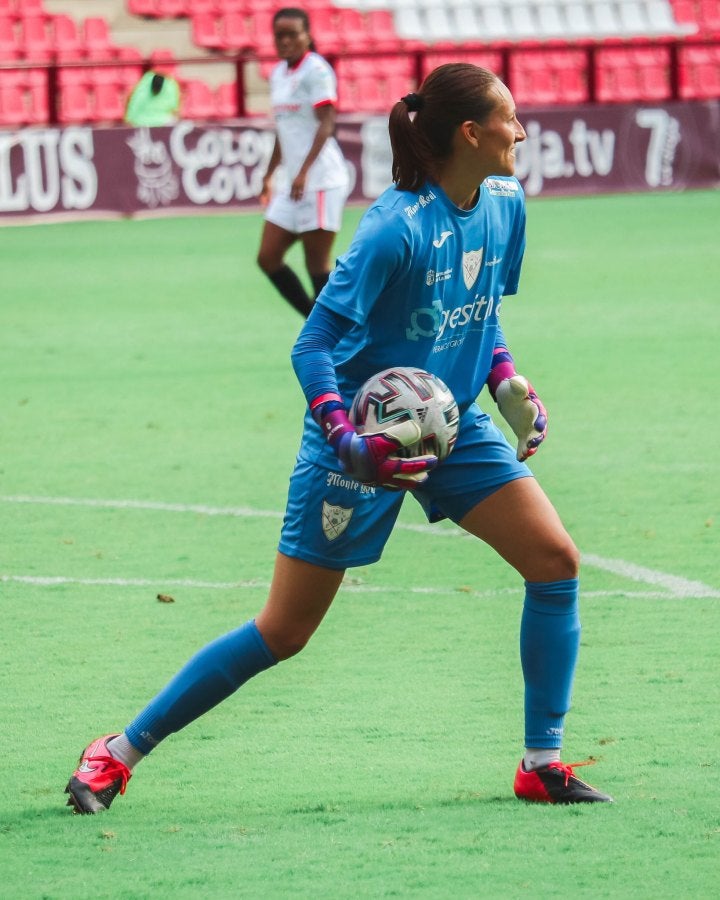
65,64,612,813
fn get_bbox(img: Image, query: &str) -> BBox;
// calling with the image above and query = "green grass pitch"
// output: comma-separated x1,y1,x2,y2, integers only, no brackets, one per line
1,190,719,898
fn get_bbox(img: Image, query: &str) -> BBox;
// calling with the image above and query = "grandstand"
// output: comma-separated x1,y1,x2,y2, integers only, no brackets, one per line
0,0,718,126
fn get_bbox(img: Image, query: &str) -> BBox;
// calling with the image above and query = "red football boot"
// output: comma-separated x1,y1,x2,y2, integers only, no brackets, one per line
65,734,131,814
514,760,613,804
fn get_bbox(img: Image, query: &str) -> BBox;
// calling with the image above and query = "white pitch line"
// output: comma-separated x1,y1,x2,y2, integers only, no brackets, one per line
1,494,718,599
0,573,684,600
581,553,720,599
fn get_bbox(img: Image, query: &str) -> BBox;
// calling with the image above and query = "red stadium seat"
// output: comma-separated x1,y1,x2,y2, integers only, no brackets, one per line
219,11,255,50
192,11,222,48
698,0,720,31
305,6,343,54
115,45,144,88
18,14,53,62
127,0,159,17
94,82,127,121
58,82,94,123
679,43,720,97
365,10,403,52
0,71,27,126
0,15,21,60
156,0,188,17
212,0,245,12
52,13,84,62
149,47,178,75
334,8,373,53
26,65,48,122
83,16,116,60
182,79,216,118
215,81,237,117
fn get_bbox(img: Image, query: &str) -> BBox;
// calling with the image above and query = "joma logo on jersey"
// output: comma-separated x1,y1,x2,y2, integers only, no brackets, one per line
406,296,500,341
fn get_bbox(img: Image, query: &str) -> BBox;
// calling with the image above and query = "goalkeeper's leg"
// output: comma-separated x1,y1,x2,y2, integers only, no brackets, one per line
66,555,344,813
458,478,612,803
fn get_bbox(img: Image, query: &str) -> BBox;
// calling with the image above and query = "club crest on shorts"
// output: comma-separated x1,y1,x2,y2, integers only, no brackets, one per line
462,248,483,290
322,500,353,541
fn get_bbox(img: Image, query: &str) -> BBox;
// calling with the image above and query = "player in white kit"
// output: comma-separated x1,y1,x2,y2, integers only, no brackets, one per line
257,8,350,318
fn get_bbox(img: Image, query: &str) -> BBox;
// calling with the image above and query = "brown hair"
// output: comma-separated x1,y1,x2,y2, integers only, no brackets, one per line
389,64,501,192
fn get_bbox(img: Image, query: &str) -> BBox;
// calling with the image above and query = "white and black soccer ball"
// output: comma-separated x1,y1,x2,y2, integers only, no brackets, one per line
350,366,460,462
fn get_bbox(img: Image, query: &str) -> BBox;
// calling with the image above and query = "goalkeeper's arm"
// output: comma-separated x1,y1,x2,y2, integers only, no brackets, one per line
291,305,437,489
486,343,547,462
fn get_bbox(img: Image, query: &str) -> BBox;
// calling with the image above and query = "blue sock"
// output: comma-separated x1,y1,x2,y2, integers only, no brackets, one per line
125,620,276,755
520,578,580,749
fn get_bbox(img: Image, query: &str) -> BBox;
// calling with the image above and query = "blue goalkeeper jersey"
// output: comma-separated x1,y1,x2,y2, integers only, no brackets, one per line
317,177,526,408
297,177,527,460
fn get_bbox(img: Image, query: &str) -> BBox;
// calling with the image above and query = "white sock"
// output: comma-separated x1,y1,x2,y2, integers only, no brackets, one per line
108,732,146,770
523,748,561,771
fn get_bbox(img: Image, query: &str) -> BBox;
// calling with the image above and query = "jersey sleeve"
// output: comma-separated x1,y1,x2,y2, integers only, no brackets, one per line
503,187,527,296
307,57,338,106
316,204,411,325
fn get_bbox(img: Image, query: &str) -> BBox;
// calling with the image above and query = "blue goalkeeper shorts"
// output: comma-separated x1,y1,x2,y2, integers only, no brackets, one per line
278,403,533,570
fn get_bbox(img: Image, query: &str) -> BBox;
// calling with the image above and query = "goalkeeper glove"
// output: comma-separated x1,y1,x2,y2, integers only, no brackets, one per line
312,396,437,490
487,349,548,462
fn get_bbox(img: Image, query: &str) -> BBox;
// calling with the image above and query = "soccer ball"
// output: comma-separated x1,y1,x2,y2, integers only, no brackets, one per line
349,366,460,461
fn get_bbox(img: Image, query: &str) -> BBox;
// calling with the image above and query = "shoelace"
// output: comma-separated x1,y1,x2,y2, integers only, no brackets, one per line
548,759,596,787
93,753,131,795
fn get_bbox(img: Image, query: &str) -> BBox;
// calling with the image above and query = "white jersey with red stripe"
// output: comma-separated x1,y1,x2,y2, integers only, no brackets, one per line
269,51,349,193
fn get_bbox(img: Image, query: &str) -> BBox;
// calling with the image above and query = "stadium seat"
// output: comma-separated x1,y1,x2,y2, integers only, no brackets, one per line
115,45,144,88
17,0,47,14
588,0,623,35
83,16,116,60
94,82,127,121
422,48,504,78
532,0,566,39
218,11,255,50
127,0,159,17
617,0,652,34
305,6,343,53
646,0,686,34
58,82,94,123
251,10,282,55
0,15,21,59
477,4,512,40
213,0,246,13
149,47,179,75
511,50,559,105
506,2,540,40
423,5,458,44
192,11,222,48
633,45,671,98
0,71,27,126
365,10,404,51
215,80,237,116
562,1,596,38
19,14,53,62
698,0,720,32
183,79,216,118
26,65,48,122
680,44,720,97
156,0,188,17
350,75,390,112
335,8,373,52
52,13,84,61
670,0,699,27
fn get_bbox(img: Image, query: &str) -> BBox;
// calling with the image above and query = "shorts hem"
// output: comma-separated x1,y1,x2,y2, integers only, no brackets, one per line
277,542,381,571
